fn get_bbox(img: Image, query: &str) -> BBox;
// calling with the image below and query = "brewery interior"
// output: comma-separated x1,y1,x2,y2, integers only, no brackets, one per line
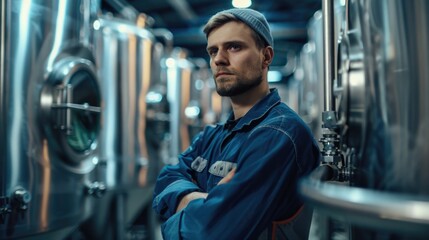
1,0,428,239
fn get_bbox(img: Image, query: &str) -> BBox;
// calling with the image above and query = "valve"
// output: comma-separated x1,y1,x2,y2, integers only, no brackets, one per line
12,188,31,211
319,111,347,181
85,181,107,198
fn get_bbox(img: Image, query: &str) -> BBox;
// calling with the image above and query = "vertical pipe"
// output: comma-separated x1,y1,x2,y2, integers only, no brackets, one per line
322,0,335,112
319,0,343,172
0,0,5,197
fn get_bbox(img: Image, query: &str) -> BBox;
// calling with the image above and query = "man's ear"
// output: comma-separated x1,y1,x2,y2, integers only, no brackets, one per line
262,46,274,68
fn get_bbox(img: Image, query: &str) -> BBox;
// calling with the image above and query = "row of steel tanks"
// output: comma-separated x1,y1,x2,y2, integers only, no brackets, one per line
0,0,102,239
81,10,226,239
296,0,429,239
0,1,223,239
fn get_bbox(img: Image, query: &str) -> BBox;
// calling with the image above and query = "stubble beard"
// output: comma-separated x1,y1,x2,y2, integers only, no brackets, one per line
215,73,263,97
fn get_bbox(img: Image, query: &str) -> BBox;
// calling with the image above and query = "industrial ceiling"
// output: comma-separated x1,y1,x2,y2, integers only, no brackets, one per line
102,0,321,67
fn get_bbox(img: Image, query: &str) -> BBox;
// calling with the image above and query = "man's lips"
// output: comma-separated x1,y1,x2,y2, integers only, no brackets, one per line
215,72,232,78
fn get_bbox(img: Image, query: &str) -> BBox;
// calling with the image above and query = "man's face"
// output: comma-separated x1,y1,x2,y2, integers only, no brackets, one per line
206,21,266,97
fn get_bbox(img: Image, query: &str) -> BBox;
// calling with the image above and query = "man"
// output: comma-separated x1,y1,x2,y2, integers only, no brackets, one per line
152,8,320,239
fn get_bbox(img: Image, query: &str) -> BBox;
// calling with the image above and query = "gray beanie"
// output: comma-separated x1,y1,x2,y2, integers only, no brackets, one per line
220,8,273,48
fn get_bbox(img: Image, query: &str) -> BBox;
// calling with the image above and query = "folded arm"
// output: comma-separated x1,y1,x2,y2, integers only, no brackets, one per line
158,126,309,239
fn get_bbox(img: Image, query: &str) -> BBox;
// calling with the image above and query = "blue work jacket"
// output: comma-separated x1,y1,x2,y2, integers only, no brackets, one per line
152,88,321,239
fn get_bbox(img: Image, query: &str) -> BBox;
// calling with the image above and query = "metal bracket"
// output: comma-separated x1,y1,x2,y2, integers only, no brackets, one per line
51,84,101,135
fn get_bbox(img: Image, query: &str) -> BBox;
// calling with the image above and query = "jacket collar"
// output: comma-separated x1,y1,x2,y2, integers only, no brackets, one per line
223,88,281,131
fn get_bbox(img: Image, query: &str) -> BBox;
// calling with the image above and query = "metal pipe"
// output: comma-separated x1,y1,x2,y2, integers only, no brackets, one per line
167,0,197,22
152,28,174,54
319,0,343,169
322,0,335,112
309,164,338,182
104,0,139,22
0,0,5,197
299,177,429,237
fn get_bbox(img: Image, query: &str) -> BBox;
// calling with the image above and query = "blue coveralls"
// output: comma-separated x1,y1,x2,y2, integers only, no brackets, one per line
152,88,321,239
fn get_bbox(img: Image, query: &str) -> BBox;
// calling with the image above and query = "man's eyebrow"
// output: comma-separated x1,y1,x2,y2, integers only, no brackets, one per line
224,40,246,45
206,46,216,53
207,40,246,51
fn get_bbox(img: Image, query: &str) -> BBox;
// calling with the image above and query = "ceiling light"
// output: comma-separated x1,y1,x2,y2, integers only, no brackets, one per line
232,0,252,9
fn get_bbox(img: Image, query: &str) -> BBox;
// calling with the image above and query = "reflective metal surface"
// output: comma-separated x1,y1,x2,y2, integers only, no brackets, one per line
163,48,199,163
294,11,324,139
82,14,159,240
353,0,429,194
300,177,429,237
41,57,101,170
299,0,429,238
0,1,303,239
0,0,101,239
95,15,156,189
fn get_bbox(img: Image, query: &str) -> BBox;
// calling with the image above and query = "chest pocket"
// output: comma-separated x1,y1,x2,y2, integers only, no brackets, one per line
191,156,208,172
208,161,237,177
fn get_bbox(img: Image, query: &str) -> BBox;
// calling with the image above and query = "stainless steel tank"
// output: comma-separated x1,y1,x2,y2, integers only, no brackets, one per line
162,48,195,164
0,0,102,239
81,13,160,240
299,0,429,239
95,13,154,194
191,57,230,126
294,11,324,140
162,48,217,165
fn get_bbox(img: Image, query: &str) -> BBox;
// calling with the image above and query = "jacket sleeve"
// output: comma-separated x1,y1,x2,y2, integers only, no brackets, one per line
161,123,320,239
152,132,205,220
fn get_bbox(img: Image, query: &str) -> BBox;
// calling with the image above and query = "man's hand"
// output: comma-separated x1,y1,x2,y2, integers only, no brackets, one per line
218,168,236,185
176,192,208,212
176,168,236,213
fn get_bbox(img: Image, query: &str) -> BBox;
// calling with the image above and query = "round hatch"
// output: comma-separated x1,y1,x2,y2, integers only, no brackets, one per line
40,56,101,172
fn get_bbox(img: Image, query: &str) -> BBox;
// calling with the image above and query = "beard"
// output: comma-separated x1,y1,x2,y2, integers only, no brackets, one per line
215,71,263,97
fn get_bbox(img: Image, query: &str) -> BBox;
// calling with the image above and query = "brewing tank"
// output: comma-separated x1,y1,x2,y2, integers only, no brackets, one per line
0,0,102,239
81,14,160,239
294,11,324,140
162,48,195,163
94,15,155,190
299,0,429,238
162,48,221,164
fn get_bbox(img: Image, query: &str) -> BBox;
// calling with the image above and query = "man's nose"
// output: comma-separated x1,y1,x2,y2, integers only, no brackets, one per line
214,50,228,65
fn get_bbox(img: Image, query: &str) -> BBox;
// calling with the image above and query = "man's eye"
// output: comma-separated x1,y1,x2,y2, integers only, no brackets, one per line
229,44,241,51
208,50,217,56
